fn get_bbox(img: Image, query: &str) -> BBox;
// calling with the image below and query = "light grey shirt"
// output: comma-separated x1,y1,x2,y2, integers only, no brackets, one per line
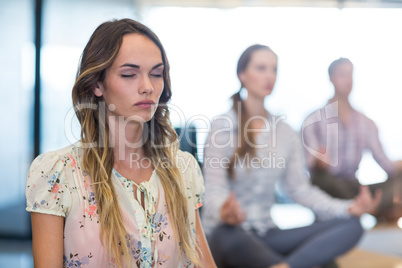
201,109,352,236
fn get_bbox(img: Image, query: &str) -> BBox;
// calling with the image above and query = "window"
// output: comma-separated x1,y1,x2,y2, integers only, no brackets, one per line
0,0,33,237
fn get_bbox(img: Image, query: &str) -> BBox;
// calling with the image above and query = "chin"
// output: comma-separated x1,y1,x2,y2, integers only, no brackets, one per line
341,88,352,97
261,90,273,97
123,112,154,124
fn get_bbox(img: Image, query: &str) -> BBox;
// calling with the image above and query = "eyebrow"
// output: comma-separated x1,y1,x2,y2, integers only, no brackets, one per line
119,63,164,70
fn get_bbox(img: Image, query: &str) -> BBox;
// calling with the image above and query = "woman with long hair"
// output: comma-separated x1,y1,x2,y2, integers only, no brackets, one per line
201,44,381,268
26,18,216,268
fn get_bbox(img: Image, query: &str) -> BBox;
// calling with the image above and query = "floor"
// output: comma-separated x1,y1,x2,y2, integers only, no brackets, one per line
337,222,402,268
338,248,402,268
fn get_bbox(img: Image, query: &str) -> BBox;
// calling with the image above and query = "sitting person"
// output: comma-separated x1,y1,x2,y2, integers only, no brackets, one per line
25,18,216,268
201,45,380,268
302,57,402,221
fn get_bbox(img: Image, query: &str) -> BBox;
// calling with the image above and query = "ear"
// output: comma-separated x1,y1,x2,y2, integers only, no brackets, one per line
329,76,335,85
238,72,247,86
93,82,105,97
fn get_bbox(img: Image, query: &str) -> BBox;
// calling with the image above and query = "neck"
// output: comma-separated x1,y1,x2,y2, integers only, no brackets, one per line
243,92,268,118
107,111,145,166
330,93,352,111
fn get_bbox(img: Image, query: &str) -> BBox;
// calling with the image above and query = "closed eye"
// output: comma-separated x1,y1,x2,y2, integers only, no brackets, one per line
121,74,135,78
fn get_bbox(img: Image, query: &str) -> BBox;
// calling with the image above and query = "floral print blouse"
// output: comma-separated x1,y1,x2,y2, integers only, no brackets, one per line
25,141,205,268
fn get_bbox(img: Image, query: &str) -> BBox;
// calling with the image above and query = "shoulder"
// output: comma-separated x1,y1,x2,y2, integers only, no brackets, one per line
35,142,79,162
175,150,200,174
270,114,294,132
353,109,377,128
209,109,237,130
302,104,328,127
26,143,78,216
175,149,203,184
175,150,204,209
268,114,297,139
28,142,81,177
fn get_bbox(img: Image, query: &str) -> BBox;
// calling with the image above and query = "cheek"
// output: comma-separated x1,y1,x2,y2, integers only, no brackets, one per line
157,80,164,90
246,72,261,86
272,73,277,82
254,72,268,85
104,77,126,95
341,77,350,86
154,81,164,96
102,81,134,107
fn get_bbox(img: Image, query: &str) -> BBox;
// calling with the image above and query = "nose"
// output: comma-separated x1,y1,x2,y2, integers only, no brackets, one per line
139,75,154,95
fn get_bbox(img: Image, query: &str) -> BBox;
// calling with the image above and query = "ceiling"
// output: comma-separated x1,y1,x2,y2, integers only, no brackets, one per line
134,0,402,8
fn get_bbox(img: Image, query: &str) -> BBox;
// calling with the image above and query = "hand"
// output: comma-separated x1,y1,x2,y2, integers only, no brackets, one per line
314,146,330,170
220,192,246,225
348,186,382,217
394,160,402,173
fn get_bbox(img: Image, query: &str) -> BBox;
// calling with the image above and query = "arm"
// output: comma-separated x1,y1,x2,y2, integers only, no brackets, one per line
203,129,245,225
202,118,232,224
195,210,217,268
286,129,380,218
301,108,327,171
284,129,352,220
220,193,246,225
31,212,64,268
366,120,396,175
25,151,71,267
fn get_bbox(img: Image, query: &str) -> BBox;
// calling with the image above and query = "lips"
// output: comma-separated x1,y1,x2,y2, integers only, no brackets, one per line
134,100,155,109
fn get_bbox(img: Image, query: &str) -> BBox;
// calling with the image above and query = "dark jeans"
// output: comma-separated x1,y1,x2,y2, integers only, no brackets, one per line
207,217,363,268
310,166,402,215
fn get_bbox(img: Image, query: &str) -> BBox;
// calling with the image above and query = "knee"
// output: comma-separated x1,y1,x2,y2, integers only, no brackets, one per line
343,217,364,243
208,225,245,252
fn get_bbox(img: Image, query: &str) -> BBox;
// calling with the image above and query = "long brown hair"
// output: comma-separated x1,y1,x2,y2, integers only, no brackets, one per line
228,44,277,178
72,19,199,267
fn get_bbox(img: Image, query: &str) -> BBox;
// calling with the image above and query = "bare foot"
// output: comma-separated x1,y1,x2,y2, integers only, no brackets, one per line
270,262,290,268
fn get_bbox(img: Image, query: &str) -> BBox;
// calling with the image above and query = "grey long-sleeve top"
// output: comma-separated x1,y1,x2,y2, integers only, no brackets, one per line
201,109,352,237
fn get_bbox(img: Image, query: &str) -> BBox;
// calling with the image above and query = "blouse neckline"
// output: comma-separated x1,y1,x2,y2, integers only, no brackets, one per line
112,168,156,183
111,168,160,266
